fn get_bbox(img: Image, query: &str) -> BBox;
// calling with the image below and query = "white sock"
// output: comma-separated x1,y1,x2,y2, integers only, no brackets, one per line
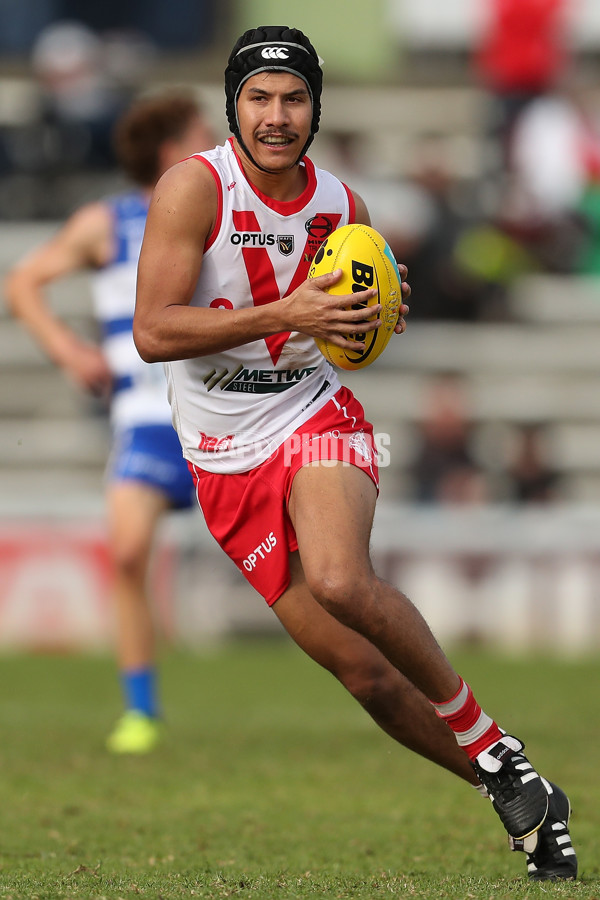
473,782,490,800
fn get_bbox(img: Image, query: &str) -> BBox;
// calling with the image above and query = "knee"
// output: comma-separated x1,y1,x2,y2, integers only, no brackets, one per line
307,566,378,630
307,565,358,608
111,539,148,583
338,656,399,712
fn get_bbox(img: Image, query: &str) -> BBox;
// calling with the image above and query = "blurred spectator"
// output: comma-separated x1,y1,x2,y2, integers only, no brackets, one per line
316,130,422,264
398,134,508,321
504,423,561,504
452,220,534,300
30,20,132,171
498,79,600,273
102,28,158,88
576,177,600,275
319,130,501,322
410,374,489,505
565,84,600,276
474,0,571,171
0,20,149,218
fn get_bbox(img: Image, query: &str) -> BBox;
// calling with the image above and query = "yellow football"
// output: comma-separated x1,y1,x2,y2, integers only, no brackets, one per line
308,223,402,371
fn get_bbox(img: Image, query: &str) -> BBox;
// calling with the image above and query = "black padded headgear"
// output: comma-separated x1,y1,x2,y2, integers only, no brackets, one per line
225,25,323,166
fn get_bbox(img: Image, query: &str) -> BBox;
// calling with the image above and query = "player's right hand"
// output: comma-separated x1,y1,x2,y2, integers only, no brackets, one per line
281,269,381,346
62,340,113,399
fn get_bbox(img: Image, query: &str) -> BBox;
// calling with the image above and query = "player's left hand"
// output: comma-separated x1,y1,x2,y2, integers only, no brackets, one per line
395,263,410,334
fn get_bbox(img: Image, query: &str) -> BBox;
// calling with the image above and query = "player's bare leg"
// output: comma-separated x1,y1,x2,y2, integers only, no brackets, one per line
288,461,551,840
274,552,478,785
274,552,578,879
289,462,460,700
105,481,168,753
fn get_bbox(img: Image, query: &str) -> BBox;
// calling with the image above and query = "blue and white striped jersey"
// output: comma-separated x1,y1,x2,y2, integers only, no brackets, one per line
91,190,173,432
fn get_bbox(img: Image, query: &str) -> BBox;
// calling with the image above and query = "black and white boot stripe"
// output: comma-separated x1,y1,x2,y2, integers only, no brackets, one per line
510,780,578,881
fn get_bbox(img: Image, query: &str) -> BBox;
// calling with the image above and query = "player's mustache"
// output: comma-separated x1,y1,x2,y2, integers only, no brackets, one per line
255,129,299,140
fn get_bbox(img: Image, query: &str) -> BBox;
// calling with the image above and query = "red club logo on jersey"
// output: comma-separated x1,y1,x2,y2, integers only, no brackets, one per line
305,215,334,240
305,214,336,260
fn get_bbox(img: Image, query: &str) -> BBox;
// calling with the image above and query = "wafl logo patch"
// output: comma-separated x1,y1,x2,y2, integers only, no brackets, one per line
277,234,294,256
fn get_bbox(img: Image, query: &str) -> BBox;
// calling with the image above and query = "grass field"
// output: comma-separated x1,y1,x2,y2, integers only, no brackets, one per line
0,639,597,899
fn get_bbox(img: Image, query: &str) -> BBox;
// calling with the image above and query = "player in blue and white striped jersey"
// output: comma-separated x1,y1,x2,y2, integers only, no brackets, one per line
5,91,216,753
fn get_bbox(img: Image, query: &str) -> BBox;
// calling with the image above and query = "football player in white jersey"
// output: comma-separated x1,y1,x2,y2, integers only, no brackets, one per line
5,91,216,754
134,27,576,880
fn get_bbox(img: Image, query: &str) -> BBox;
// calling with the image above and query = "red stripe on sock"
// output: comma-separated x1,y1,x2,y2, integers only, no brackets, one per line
434,682,503,761
435,684,479,728
466,724,504,760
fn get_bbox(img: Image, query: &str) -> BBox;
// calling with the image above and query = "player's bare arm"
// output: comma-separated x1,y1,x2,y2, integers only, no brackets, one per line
4,202,114,395
134,161,386,362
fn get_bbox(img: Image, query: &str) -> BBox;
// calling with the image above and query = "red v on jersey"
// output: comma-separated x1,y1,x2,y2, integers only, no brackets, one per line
233,209,342,366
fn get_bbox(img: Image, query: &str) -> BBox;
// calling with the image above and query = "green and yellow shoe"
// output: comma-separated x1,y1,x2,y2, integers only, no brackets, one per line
106,710,162,754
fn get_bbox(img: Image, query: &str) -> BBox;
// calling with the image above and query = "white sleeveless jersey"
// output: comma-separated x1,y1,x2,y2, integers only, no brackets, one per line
91,190,173,432
166,139,356,474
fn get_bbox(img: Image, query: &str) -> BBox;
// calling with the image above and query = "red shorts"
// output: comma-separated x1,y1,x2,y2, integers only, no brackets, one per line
188,386,379,605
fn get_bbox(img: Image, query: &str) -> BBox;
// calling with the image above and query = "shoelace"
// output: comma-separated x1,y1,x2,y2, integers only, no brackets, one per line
486,755,524,801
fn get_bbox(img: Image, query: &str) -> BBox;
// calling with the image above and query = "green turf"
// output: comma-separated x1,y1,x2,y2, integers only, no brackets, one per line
0,639,597,899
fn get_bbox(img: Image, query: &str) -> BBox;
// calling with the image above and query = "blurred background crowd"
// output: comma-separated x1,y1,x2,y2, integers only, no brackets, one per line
4,0,599,504
1,0,600,651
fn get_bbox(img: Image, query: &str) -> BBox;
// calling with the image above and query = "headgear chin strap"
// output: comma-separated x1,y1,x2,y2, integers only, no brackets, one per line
225,25,323,172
